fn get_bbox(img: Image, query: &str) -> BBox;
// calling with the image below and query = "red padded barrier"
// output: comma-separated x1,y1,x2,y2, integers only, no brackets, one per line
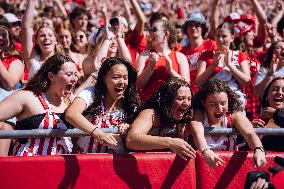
0,153,196,189
195,151,282,189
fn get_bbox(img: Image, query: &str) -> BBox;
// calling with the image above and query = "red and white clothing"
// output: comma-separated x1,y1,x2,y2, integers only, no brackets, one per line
203,113,238,151
13,94,73,156
181,39,217,93
77,87,127,153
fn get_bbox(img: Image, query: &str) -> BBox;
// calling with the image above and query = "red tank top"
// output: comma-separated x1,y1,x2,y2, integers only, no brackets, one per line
140,51,180,101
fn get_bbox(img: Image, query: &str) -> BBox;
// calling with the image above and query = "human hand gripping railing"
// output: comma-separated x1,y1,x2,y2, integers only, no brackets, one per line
1,128,284,139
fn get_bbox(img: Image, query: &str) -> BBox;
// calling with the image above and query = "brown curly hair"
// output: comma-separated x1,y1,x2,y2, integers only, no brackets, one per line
192,79,242,113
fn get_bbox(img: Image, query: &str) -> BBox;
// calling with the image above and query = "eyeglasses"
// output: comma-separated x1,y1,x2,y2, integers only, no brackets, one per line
149,27,165,33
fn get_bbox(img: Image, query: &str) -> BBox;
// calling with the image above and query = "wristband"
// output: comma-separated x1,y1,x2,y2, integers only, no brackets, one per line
90,127,99,136
254,146,265,154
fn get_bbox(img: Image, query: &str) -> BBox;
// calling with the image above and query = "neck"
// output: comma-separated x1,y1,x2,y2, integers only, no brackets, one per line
41,51,53,61
104,93,122,111
189,36,203,48
155,41,171,54
44,89,62,106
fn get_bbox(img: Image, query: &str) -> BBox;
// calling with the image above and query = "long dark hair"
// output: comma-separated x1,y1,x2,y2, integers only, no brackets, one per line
261,77,284,109
25,54,75,95
141,77,192,126
192,79,242,113
84,57,140,123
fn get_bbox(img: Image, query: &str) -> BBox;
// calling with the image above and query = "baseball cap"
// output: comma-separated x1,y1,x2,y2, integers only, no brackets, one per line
224,12,241,23
3,13,21,23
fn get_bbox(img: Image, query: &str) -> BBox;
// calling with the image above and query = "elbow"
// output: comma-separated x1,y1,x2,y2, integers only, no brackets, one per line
64,109,75,124
126,133,135,149
2,81,17,91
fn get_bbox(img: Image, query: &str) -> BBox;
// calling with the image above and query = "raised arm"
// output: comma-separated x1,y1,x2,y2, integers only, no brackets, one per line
129,0,147,35
126,109,196,160
53,0,68,19
21,0,36,67
0,59,24,91
249,0,267,45
271,1,284,28
209,0,221,38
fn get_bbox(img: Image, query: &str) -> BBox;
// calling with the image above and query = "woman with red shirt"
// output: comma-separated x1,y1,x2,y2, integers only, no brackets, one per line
136,19,189,102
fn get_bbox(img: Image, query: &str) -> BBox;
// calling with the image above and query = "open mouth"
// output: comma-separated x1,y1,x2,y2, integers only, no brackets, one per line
43,41,52,47
214,112,223,119
177,108,188,115
65,84,74,93
114,87,125,95
280,52,284,57
274,97,284,103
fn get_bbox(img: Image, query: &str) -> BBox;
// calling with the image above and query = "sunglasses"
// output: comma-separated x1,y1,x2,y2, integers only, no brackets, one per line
77,34,85,40
149,27,165,33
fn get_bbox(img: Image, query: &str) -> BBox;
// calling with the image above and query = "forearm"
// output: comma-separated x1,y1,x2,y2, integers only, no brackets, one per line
53,0,68,18
21,0,35,62
250,0,267,23
95,40,110,63
0,63,20,90
117,37,132,62
65,111,97,134
130,0,146,34
196,64,217,87
254,76,273,97
227,65,251,85
137,66,155,89
126,133,172,150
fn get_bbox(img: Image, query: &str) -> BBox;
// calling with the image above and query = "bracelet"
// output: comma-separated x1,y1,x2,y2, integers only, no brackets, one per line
201,148,211,155
90,127,99,136
254,146,265,154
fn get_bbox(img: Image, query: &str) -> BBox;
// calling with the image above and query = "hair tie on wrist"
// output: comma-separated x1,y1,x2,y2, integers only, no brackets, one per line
90,127,99,136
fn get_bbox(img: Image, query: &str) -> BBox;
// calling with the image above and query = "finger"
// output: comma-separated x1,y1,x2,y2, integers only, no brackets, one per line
184,143,196,154
181,150,195,159
184,147,196,158
216,156,225,164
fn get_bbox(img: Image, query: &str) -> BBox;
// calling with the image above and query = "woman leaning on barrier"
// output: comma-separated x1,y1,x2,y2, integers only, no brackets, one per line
190,79,266,167
0,54,78,156
126,78,224,167
65,57,140,153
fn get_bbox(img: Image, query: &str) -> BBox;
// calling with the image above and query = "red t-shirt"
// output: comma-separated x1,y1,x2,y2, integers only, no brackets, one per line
126,30,148,67
181,39,217,93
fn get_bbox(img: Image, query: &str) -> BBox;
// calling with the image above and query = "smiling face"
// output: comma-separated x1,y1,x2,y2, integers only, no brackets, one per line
268,79,284,109
215,28,233,50
104,64,128,100
49,61,78,96
244,30,255,47
202,92,229,123
171,86,192,121
36,27,57,54
108,31,118,55
0,27,10,53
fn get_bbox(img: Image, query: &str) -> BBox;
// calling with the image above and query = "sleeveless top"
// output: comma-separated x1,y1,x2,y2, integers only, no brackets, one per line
77,90,127,153
203,113,239,151
12,94,73,156
28,54,41,80
140,51,180,101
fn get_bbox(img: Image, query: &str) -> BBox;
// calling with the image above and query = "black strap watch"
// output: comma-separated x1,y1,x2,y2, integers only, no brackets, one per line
254,146,265,154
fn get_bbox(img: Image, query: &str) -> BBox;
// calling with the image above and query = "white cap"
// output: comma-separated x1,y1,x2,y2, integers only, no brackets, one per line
3,13,21,23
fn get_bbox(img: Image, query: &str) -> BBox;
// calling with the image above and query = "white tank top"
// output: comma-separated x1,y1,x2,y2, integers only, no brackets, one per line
28,54,41,80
